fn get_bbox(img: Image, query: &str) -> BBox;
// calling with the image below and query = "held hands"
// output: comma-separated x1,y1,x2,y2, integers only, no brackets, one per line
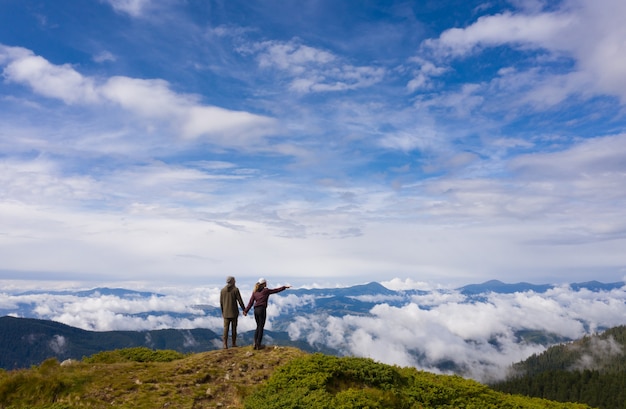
243,311,247,316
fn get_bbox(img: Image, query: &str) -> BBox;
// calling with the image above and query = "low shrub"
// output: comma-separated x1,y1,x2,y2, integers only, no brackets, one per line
83,347,185,364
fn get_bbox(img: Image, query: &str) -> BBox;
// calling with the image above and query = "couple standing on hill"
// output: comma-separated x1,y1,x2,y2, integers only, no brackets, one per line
220,276,291,350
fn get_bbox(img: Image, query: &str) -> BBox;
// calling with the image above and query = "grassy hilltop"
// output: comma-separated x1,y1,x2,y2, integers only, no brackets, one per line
0,346,592,409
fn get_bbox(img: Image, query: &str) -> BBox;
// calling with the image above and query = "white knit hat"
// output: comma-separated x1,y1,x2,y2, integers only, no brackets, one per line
258,278,266,285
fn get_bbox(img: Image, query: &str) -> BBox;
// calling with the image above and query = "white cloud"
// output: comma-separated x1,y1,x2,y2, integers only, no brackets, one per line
378,126,442,152
422,0,626,103
407,57,449,92
0,127,623,285
257,41,336,72
0,286,257,333
510,133,626,180
0,157,98,205
571,336,623,371
381,277,436,291
48,335,67,354
2,47,99,104
103,0,152,17
249,39,386,93
286,286,626,381
426,11,575,57
93,51,116,63
100,76,279,144
101,76,181,117
182,105,278,143
0,45,279,148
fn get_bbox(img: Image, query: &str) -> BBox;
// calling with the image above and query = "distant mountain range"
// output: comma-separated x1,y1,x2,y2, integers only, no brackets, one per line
457,279,625,295
16,287,161,298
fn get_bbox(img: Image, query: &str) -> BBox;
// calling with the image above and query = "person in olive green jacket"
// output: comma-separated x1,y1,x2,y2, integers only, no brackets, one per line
220,276,245,349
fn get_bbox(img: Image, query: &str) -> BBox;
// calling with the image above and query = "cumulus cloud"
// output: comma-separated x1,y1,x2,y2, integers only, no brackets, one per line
425,11,575,57
1,47,99,104
421,0,626,104
0,45,279,148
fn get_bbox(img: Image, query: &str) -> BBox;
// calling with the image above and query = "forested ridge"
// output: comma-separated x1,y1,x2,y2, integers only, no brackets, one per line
0,316,221,369
491,325,626,409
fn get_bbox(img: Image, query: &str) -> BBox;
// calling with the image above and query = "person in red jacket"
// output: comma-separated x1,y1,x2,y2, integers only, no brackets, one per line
243,278,291,350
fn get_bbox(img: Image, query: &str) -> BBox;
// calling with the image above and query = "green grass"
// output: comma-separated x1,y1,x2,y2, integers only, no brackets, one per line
0,347,595,409
244,353,594,409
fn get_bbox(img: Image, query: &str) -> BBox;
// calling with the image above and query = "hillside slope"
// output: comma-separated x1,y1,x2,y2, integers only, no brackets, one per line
0,346,592,409
491,326,626,409
0,316,221,369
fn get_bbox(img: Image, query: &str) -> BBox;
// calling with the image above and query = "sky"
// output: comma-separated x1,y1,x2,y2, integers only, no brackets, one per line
1,0,626,289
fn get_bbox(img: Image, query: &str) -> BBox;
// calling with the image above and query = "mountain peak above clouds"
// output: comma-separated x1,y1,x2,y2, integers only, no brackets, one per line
568,281,625,292
16,287,162,298
457,279,625,295
290,281,396,297
457,280,552,295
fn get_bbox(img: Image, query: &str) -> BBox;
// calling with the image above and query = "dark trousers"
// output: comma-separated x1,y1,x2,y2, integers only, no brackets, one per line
223,317,238,345
254,306,267,347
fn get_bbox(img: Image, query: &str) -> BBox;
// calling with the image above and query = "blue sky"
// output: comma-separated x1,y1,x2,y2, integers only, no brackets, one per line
1,0,625,289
